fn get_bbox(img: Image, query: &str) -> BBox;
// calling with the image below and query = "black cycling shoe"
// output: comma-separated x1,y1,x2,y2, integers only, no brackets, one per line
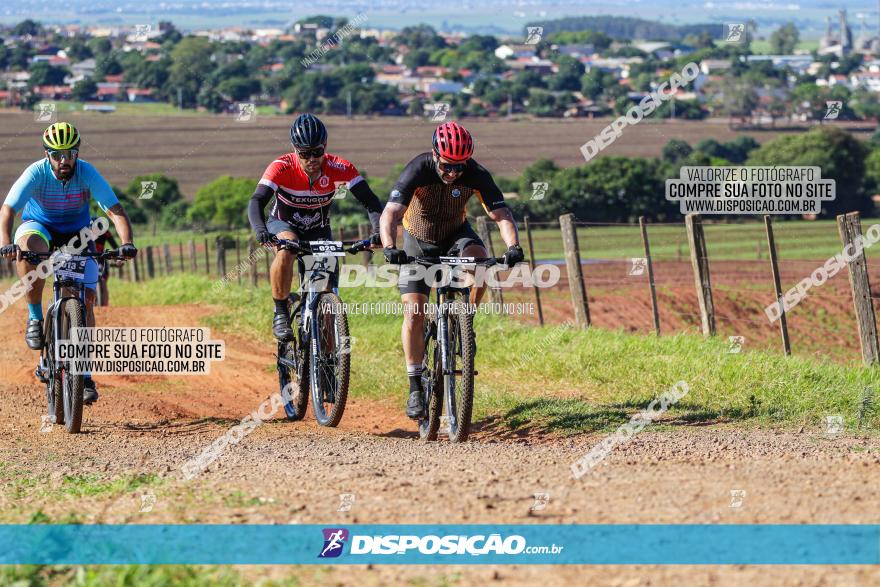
272,312,294,342
25,319,44,350
83,377,99,405
34,364,48,384
406,389,425,419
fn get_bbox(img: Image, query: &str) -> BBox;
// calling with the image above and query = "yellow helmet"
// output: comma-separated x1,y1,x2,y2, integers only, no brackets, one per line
42,122,80,150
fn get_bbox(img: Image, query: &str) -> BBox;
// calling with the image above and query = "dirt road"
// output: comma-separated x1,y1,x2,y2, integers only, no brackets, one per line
0,303,878,585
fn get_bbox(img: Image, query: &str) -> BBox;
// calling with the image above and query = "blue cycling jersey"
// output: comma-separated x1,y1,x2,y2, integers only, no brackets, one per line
3,158,119,233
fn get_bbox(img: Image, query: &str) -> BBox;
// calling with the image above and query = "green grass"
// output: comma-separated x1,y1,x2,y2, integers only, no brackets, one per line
0,564,302,586
110,273,880,435
1,466,163,504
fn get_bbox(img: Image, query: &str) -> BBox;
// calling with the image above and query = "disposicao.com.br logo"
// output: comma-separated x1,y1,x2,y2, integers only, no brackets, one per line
318,528,563,558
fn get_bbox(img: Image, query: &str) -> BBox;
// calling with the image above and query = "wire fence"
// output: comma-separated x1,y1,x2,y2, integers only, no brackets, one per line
2,214,876,365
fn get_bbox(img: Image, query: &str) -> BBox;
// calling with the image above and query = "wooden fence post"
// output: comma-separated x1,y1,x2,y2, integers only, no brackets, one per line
838,212,879,365
639,216,661,336
524,216,544,326
264,246,271,284
127,256,136,282
358,223,373,267
189,240,197,273
204,239,210,275
476,216,503,305
133,256,141,282
178,242,184,273
163,244,173,274
145,246,155,279
216,238,226,278
559,213,590,328
764,216,791,356
235,238,242,285
685,214,715,337
249,238,258,286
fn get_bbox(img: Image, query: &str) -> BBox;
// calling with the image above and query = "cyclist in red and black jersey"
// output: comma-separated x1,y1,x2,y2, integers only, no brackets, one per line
380,121,524,418
91,216,118,307
248,113,383,341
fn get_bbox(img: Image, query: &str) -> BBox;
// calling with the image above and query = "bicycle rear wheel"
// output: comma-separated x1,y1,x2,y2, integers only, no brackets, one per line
310,292,350,427
277,339,309,421
444,303,475,443
58,300,85,433
418,313,442,441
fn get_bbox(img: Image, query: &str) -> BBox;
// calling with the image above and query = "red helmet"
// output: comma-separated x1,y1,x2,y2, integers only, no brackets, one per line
432,121,474,163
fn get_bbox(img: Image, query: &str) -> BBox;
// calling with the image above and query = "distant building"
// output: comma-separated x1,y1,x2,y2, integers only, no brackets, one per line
819,9,854,57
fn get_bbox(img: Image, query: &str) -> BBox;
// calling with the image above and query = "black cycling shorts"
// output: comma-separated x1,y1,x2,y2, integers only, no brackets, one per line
266,217,338,291
398,221,485,296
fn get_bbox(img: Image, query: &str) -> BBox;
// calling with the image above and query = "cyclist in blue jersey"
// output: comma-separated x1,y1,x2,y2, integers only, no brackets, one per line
0,122,138,404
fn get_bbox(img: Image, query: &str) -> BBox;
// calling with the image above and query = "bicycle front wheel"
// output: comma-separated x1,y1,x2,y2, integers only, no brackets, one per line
58,299,85,433
419,313,442,441
444,304,475,443
310,292,350,427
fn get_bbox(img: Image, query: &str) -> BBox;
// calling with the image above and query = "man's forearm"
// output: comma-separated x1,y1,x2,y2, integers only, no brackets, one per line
0,205,15,246
106,204,133,244
380,205,406,248
491,208,520,248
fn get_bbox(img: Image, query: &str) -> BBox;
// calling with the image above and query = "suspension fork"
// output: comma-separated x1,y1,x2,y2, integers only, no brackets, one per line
436,288,451,378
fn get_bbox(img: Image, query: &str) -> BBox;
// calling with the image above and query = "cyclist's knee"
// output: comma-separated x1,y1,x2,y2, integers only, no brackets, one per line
461,243,487,258
18,234,49,253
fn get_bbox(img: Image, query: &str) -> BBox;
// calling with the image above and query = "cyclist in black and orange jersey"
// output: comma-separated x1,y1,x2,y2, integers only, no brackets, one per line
248,113,383,341
380,121,524,418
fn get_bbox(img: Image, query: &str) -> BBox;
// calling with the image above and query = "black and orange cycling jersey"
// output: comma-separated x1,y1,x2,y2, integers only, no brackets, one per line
248,152,382,234
389,153,507,244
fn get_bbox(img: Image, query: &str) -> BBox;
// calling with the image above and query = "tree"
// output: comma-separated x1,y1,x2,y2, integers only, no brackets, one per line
71,78,97,101
864,149,880,196
188,176,254,229
747,127,871,217
27,62,68,87
550,56,585,92
13,19,43,37
769,23,799,55
124,174,185,234
662,139,692,163
167,37,214,108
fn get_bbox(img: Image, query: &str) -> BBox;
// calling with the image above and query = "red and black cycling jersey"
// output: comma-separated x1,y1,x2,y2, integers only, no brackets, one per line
93,230,117,254
248,152,382,234
389,152,507,244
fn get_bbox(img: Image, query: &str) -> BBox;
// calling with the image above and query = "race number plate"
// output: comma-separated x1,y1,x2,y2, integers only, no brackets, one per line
439,256,475,265
309,240,345,257
54,253,88,279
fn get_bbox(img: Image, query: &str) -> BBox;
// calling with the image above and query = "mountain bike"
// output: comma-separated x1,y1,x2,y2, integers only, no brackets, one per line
16,246,128,434
274,238,371,427
403,254,504,443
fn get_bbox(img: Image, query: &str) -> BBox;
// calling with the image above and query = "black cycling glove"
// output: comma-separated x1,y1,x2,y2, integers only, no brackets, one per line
503,244,524,266
384,247,408,265
369,233,382,247
0,244,16,258
119,243,138,259
256,230,273,245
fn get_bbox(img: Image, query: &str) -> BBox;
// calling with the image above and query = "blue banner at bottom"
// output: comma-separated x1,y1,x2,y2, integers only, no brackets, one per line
0,525,877,565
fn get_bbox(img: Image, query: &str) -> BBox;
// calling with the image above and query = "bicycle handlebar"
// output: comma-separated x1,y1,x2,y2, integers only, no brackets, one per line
9,245,131,265
405,256,506,267
272,237,373,255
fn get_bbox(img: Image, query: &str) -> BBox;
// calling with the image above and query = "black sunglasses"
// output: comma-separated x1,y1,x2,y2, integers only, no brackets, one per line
296,147,325,159
437,160,466,173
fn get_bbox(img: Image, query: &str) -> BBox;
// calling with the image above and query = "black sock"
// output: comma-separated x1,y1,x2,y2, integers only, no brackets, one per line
274,298,289,316
407,364,423,392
